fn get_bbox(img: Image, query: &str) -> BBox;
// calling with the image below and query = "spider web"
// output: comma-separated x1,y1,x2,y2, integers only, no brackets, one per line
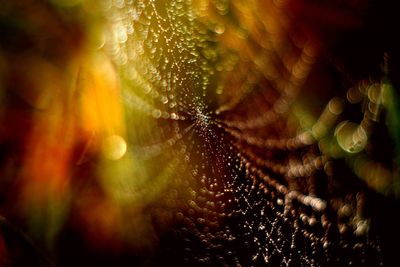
103,0,386,266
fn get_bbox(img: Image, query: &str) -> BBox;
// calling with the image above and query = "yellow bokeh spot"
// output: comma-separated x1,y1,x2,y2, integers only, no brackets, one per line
335,121,367,154
102,135,127,160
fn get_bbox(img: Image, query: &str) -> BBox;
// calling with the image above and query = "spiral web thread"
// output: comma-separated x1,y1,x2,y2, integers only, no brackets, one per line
104,0,386,266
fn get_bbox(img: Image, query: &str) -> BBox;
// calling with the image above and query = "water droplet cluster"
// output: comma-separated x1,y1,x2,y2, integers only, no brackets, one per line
103,0,388,265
